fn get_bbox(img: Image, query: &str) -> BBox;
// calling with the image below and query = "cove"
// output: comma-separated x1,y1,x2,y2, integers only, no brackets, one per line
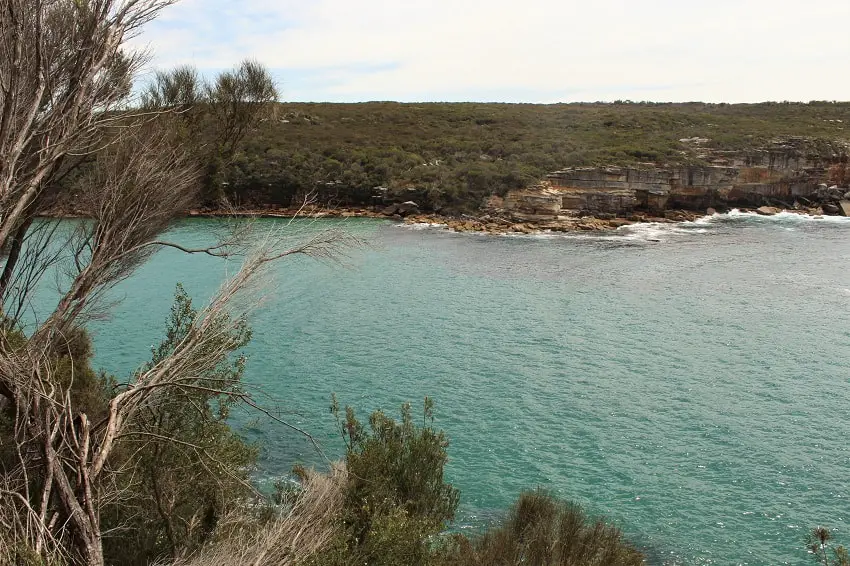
77,213,850,565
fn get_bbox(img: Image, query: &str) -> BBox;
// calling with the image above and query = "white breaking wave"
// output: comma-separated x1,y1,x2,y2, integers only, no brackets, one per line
398,208,850,241
612,221,709,242
720,209,850,224
402,221,448,230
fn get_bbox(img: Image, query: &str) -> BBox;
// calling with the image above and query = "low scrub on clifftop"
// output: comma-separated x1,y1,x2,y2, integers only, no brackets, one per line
216,100,850,212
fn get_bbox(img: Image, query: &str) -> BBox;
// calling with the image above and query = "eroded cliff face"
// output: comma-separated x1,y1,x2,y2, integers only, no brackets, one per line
501,138,850,217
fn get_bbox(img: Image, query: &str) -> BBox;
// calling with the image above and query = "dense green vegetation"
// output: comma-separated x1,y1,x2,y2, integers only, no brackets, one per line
433,490,644,566
306,397,461,566
219,101,850,212
0,288,260,566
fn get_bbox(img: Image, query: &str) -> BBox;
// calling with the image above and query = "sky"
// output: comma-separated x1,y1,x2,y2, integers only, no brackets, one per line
130,0,850,103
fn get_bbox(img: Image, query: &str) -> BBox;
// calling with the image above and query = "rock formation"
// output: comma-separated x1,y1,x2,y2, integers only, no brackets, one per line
499,138,850,218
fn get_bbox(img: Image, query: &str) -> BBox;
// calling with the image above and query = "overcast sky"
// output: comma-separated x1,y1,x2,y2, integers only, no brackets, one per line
131,0,850,103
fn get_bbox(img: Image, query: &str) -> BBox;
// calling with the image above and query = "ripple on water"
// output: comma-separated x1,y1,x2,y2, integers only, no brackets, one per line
71,215,850,566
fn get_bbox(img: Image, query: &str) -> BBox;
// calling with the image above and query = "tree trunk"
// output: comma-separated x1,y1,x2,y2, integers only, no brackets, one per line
0,214,33,299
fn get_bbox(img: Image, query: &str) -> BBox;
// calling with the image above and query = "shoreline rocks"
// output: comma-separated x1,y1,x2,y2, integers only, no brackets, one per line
42,203,847,236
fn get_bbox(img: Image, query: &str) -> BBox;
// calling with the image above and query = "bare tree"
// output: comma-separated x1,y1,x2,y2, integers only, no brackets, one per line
0,2,350,565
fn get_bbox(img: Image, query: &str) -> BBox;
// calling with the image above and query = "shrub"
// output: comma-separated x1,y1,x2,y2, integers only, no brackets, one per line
309,397,460,566
101,285,258,566
807,527,850,566
433,489,644,566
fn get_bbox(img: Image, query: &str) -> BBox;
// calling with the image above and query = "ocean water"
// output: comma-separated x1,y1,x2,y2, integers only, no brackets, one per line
51,211,850,564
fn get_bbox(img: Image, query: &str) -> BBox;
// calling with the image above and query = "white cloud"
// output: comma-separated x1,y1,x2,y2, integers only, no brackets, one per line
130,0,850,102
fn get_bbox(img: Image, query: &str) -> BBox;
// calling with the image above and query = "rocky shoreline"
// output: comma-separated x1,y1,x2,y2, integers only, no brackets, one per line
401,210,701,234
185,205,703,233
183,202,847,236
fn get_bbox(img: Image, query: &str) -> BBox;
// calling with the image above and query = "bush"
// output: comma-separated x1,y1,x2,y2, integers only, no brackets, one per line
101,285,258,566
433,490,644,566
309,397,460,566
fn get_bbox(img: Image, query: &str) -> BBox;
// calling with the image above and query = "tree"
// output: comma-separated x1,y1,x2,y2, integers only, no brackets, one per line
99,285,258,566
142,60,278,205
0,2,349,565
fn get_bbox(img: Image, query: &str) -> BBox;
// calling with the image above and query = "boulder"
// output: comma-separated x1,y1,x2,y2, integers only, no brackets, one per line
823,203,840,215
382,201,420,217
756,206,781,215
840,201,850,217
706,207,717,215
396,201,420,216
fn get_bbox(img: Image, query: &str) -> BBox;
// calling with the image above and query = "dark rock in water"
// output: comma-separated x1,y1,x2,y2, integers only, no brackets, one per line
396,201,420,216
823,203,840,215
839,201,850,217
382,204,399,215
756,206,781,215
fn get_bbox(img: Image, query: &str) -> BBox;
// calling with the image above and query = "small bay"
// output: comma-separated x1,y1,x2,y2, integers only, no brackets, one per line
75,212,850,565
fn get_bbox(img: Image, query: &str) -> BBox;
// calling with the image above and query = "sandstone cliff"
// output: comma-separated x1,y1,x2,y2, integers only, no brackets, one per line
500,137,850,217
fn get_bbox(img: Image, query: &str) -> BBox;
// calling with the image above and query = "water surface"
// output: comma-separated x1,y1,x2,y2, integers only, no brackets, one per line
79,211,850,565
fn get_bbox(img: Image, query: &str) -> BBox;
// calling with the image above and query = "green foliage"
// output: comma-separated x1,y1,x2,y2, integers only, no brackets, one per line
0,540,64,566
100,284,257,566
142,61,278,205
313,396,460,566
433,490,644,566
50,327,115,421
5,290,253,565
0,326,113,486
807,527,850,566
142,65,203,113
187,101,850,212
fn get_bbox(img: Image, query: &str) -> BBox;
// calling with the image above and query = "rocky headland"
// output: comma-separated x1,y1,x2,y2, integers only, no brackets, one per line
380,137,850,234
176,137,850,235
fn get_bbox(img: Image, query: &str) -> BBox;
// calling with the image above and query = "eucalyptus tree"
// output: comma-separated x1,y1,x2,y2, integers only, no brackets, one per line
143,60,279,203
0,2,346,565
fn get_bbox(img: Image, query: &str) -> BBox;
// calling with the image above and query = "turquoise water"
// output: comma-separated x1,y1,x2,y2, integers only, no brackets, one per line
56,212,850,564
